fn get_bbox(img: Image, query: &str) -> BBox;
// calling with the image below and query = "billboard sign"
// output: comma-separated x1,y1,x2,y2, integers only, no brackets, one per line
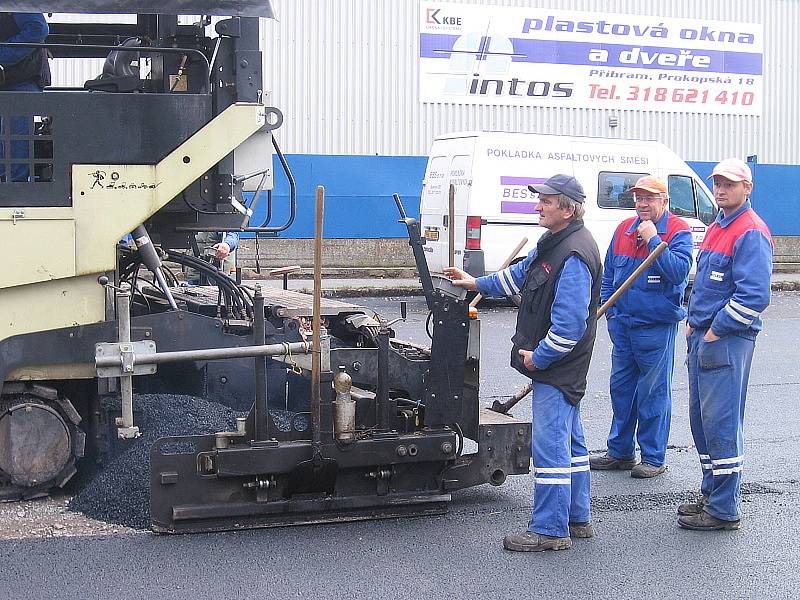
419,2,763,115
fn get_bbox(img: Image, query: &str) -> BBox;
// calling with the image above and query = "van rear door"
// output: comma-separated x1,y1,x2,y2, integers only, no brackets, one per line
419,139,475,272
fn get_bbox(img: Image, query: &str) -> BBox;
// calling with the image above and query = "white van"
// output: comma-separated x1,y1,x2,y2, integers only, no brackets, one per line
419,132,716,280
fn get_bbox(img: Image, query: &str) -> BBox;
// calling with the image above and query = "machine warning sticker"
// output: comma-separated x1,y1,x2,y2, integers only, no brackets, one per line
88,170,160,191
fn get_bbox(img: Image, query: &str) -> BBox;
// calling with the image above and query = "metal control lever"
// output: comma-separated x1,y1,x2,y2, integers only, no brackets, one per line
382,301,407,328
393,193,436,311
97,274,126,292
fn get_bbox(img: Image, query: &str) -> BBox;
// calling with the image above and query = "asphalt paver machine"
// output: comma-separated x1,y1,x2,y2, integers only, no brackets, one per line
0,1,531,532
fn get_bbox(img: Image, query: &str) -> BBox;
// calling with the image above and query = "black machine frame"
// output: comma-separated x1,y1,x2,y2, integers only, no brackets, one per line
0,7,532,528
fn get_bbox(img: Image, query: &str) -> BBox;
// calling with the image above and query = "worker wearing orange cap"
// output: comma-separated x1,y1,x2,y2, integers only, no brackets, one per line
590,175,693,479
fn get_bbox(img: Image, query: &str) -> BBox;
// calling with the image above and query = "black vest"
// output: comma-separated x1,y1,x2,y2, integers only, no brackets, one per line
511,220,602,405
0,13,51,88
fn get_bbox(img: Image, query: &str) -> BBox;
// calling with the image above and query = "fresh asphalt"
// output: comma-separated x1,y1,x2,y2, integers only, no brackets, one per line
1,293,799,599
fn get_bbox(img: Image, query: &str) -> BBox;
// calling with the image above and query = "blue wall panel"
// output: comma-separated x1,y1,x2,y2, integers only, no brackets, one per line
688,161,800,236
247,154,427,238
246,154,799,238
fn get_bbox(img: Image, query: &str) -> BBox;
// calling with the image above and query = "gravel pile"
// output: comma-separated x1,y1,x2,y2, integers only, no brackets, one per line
269,409,309,432
69,394,237,529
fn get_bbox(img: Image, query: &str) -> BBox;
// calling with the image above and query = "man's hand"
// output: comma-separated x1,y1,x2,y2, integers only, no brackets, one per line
637,220,658,243
517,349,537,372
442,266,478,291
213,242,231,260
703,329,721,342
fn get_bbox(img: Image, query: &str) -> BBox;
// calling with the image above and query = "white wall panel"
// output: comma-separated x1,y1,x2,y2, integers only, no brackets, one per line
263,0,799,163
41,3,797,163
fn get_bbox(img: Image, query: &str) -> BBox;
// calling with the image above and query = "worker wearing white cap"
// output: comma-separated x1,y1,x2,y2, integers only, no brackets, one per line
678,158,773,530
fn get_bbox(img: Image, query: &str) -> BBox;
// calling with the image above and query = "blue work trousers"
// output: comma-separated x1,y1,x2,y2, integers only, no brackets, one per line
528,381,591,538
687,329,755,521
606,319,676,467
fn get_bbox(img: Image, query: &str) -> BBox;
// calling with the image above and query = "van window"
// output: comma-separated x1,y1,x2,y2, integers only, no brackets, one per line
598,172,648,209
696,183,717,225
667,175,697,219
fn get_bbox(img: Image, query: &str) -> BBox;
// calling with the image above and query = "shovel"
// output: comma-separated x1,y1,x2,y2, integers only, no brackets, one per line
285,185,338,496
491,241,668,414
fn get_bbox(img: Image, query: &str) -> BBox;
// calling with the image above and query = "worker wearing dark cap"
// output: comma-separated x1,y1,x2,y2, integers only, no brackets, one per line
678,158,773,531
590,175,693,478
445,173,602,552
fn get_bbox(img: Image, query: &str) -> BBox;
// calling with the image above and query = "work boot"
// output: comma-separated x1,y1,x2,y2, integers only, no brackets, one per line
589,453,637,471
631,463,667,478
677,496,708,516
503,531,572,552
568,522,595,539
678,511,741,531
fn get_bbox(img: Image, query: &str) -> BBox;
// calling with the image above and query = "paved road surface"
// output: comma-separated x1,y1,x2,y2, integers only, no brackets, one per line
2,293,798,599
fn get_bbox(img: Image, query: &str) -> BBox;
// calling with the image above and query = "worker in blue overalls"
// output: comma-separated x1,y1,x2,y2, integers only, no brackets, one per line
678,158,773,530
445,174,602,553
590,176,693,478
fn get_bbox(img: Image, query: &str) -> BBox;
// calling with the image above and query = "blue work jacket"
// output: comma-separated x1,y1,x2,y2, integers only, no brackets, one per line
601,211,693,327
688,201,773,338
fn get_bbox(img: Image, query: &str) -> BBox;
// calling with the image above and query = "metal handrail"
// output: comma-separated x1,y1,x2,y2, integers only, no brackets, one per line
0,42,211,93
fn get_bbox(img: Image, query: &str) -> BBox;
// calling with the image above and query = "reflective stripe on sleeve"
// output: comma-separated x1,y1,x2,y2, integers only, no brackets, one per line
725,304,753,325
501,268,521,294
729,299,761,318
543,336,572,353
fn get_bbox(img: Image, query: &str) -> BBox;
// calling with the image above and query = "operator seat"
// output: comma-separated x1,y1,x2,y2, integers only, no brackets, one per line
84,37,143,93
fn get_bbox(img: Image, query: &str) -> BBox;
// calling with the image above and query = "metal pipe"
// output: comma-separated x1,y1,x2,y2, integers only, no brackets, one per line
116,283,139,439
253,286,268,441
96,341,310,368
332,367,356,442
376,324,390,430
239,172,268,228
311,186,324,454
448,183,456,268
